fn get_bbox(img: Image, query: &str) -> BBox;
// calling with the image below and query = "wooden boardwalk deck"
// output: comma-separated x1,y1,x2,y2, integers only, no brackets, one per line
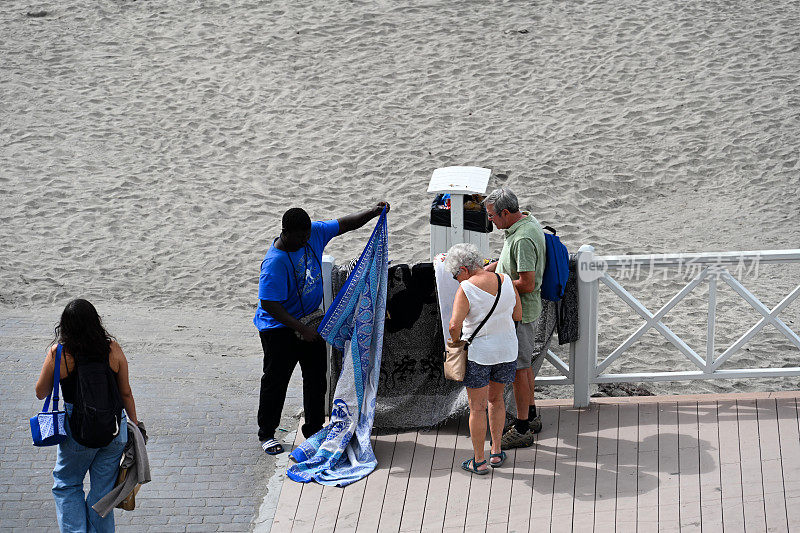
272,391,800,532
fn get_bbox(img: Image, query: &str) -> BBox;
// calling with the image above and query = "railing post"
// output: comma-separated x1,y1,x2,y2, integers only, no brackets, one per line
322,255,335,313
573,244,598,408
322,255,335,416
706,268,719,373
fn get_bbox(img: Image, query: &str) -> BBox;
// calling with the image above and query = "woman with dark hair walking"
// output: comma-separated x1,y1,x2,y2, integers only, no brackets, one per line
35,299,138,532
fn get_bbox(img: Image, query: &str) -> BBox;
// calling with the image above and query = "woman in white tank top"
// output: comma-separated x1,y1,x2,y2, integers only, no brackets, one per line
445,243,522,474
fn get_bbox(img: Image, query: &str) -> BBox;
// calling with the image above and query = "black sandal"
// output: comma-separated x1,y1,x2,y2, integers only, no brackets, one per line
261,439,284,455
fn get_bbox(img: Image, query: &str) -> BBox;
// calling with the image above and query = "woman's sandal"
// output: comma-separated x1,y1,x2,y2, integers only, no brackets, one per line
489,451,506,468
461,457,490,475
261,439,284,455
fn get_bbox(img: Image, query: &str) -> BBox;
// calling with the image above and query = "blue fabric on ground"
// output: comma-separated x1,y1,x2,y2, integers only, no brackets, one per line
287,209,388,486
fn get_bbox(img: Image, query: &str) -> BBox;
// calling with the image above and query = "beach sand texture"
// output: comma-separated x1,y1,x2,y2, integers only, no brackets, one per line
2,0,799,394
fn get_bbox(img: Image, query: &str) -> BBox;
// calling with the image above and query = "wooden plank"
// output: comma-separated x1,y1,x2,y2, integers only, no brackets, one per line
677,402,701,533
486,416,514,527
532,391,800,407
717,400,745,531
594,404,619,531
313,484,344,533
757,398,789,533
464,416,492,533
737,399,767,532
506,456,534,533
332,432,377,532
550,407,579,533
529,406,560,531
431,416,459,470
421,470,454,533
777,398,800,530
293,472,325,531
636,402,659,531
507,406,556,533
331,477,367,533
485,522,510,533
442,414,473,530
399,427,437,532
287,424,326,532
422,419,458,532
616,403,638,531
355,430,397,533
658,402,680,532
377,428,417,532
573,405,599,532
272,426,306,532
696,401,722,531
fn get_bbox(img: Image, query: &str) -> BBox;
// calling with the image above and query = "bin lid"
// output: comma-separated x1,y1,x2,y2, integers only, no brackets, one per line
427,166,491,194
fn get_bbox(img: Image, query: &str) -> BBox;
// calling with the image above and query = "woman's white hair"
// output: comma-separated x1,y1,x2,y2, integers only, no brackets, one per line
444,243,484,276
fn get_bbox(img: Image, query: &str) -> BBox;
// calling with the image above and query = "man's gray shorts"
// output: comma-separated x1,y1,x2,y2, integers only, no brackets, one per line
515,300,558,372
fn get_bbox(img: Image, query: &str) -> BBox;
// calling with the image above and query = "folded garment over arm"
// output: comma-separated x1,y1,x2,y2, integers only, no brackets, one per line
92,420,151,518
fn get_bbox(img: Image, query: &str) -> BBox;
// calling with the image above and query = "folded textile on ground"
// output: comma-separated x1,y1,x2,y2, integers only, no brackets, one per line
287,209,388,486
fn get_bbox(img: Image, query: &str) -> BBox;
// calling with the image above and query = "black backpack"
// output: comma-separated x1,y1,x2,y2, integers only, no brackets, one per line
69,357,124,448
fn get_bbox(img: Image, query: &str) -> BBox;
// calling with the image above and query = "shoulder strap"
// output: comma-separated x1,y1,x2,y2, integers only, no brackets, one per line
43,344,63,413
466,273,503,345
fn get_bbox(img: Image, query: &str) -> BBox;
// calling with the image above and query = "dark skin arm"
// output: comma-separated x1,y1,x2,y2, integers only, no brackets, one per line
337,202,390,235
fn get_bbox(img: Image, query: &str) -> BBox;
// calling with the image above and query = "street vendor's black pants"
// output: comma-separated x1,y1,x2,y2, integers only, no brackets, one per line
257,328,327,442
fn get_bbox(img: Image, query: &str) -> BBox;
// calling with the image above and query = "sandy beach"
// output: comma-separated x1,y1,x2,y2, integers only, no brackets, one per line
2,1,799,398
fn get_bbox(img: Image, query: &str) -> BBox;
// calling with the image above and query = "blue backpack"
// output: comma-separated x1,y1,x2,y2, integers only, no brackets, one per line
540,225,570,302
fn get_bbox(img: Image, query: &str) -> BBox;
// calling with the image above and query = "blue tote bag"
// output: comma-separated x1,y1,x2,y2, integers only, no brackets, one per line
30,344,68,446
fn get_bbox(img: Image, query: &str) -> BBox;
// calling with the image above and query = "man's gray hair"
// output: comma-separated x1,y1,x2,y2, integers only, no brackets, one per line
484,187,520,214
444,243,484,276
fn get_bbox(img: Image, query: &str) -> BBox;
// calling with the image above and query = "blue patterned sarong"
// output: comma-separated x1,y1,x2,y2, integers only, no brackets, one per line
287,209,388,486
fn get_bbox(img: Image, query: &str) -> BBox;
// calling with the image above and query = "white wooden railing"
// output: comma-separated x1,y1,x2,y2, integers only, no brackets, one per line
321,248,800,410
570,246,800,407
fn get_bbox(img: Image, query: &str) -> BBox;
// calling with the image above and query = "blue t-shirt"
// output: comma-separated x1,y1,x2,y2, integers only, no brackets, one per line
253,220,339,331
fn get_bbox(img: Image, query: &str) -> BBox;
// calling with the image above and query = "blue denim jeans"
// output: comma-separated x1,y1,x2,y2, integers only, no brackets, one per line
52,403,127,533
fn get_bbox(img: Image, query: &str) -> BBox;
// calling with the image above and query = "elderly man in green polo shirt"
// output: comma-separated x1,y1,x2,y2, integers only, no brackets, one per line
484,187,546,449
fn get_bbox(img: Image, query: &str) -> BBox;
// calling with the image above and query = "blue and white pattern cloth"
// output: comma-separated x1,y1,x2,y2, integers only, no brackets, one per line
287,209,388,487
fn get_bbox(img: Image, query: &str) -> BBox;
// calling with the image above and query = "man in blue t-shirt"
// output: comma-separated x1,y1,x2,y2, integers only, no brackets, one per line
255,203,389,455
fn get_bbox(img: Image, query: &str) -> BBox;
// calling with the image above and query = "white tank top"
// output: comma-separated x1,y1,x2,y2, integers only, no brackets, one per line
460,274,518,366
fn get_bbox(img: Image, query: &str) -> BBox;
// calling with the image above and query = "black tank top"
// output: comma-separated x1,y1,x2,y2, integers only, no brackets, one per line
60,355,118,404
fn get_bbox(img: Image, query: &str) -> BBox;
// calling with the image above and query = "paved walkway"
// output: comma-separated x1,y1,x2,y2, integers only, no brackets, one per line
0,305,301,532
274,392,800,533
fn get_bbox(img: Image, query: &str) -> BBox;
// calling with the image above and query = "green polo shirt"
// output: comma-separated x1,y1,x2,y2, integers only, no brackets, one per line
496,213,546,323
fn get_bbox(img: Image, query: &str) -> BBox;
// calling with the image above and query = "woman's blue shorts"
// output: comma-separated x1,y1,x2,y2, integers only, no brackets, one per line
463,359,516,389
